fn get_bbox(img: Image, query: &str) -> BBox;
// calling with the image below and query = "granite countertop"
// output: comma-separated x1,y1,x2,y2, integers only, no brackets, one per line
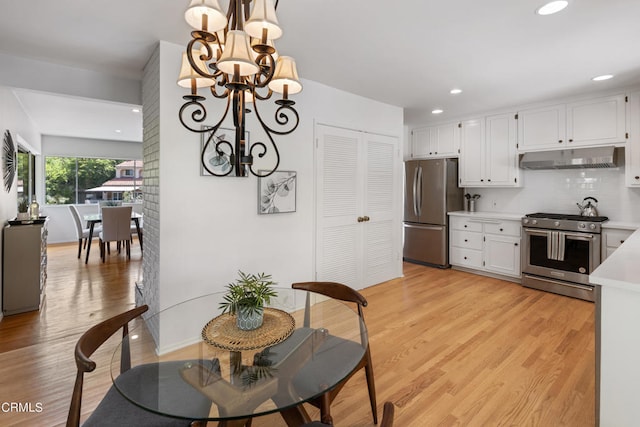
448,211,525,221
590,228,640,292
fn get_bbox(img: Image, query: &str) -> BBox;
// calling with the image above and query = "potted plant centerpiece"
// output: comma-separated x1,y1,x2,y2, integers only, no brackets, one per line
220,271,277,331
17,197,29,220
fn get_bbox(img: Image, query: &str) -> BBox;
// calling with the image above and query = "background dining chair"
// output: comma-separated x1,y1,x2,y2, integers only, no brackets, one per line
66,305,211,427
302,401,395,427
99,200,122,207
68,205,101,259
291,281,378,425
99,206,132,263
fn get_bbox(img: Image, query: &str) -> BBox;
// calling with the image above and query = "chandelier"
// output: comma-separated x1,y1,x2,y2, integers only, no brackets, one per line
177,0,302,178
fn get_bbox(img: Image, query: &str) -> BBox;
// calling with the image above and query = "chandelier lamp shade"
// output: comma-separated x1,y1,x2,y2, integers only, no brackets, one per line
178,0,302,177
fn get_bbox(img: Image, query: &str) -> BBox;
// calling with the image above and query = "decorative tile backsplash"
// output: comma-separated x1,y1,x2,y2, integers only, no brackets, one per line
469,166,640,222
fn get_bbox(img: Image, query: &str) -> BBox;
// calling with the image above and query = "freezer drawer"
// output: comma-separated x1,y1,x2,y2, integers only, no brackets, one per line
403,223,448,267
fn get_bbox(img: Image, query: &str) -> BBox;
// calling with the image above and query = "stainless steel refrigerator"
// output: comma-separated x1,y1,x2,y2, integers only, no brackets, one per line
403,158,463,267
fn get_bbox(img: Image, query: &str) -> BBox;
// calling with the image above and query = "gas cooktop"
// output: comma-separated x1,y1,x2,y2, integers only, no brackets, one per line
525,212,609,222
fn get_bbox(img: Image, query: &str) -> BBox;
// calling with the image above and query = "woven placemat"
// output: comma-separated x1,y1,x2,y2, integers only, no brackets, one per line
202,308,295,351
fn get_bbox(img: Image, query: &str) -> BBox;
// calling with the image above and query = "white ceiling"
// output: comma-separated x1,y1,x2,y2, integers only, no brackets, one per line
2,0,640,141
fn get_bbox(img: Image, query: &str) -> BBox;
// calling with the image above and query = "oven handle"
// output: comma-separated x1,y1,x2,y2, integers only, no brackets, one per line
524,228,595,241
563,232,594,241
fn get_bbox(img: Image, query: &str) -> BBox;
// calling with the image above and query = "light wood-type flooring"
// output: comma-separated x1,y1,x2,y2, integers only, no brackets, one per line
0,243,595,426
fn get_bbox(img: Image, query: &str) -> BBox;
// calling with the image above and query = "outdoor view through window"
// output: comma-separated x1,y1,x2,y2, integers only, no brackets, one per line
45,158,143,204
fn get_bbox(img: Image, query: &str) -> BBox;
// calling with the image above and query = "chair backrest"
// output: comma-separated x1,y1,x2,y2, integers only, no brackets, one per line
67,305,148,427
292,282,368,343
99,200,122,207
101,206,132,242
68,205,84,239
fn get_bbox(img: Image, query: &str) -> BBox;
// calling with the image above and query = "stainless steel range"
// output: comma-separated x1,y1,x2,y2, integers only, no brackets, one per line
521,212,608,302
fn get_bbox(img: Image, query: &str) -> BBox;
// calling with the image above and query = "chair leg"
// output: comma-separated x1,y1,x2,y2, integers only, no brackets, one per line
83,238,88,249
107,242,111,255
364,349,378,424
77,239,82,259
126,240,130,259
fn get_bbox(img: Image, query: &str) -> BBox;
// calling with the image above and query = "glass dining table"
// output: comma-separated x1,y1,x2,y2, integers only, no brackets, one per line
83,212,143,263
109,288,368,426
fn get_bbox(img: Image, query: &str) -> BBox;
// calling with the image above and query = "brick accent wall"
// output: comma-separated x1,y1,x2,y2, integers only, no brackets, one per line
141,44,160,335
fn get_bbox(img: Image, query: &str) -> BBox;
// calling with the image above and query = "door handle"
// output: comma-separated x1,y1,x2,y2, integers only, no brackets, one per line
363,216,370,222
412,167,419,217
357,216,365,223
416,166,423,218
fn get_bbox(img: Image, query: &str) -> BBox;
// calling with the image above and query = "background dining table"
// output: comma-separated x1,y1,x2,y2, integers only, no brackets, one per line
110,288,368,426
83,212,143,263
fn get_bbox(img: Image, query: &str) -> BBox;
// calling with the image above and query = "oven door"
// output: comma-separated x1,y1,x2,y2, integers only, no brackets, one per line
522,228,600,286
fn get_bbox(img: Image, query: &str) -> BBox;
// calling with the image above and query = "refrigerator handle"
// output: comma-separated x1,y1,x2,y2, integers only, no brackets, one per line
416,166,423,217
413,166,420,217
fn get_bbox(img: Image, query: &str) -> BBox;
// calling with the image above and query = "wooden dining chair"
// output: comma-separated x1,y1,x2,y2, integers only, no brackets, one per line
99,206,132,262
67,305,211,427
291,281,377,425
302,401,395,427
68,205,101,259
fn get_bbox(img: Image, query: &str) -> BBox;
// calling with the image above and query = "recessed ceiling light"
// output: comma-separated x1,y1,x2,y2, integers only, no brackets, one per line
115,129,122,133
132,108,141,113
450,88,462,95
592,74,614,81
432,109,444,115
536,1,569,15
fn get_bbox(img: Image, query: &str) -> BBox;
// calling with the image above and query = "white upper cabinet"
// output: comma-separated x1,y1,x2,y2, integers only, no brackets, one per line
459,118,485,186
517,104,566,151
485,113,520,186
411,122,460,158
459,114,520,187
626,91,640,187
518,94,627,151
566,94,626,146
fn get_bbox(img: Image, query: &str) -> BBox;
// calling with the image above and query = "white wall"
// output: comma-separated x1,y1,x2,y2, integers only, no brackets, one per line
465,158,640,222
0,86,42,317
43,135,142,159
0,53,141,105
155,41,404,315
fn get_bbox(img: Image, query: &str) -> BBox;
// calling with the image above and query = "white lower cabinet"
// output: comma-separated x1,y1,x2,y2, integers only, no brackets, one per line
601,228,635,261
450,215,521,278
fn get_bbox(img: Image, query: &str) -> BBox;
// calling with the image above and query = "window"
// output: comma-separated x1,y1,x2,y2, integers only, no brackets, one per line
45,157,143,204
122,169,134,177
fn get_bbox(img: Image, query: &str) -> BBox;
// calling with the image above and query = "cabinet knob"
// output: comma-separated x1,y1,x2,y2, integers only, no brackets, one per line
434,152,438,154
569,139,573,142
464,256,468,260
480,179,484,182
464,225,468,228
514,243,519,246
621,240,625,244
558,140,563,143
464,239,468,242
500,228,503,232
635,176,639,180
488,179,491,182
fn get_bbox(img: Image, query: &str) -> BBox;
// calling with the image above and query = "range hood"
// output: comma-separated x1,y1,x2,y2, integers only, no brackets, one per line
519,146,619,170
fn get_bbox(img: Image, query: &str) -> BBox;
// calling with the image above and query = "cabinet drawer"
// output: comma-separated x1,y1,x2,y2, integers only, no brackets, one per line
451,230,483,250
604,229,634,249
484,221,521,237
450,247,483,268
450,217,483,232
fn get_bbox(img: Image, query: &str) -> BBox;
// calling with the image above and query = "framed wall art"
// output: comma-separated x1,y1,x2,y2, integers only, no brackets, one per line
3,129,16,193
200,127,249,177
258,170,296,214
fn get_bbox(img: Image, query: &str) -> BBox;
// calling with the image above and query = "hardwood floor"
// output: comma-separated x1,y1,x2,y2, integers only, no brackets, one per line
0,244,595,426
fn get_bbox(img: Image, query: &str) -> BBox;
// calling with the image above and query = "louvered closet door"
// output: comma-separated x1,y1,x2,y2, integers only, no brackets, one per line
316,124,399,289
316,125,364,287
362,133,397,286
